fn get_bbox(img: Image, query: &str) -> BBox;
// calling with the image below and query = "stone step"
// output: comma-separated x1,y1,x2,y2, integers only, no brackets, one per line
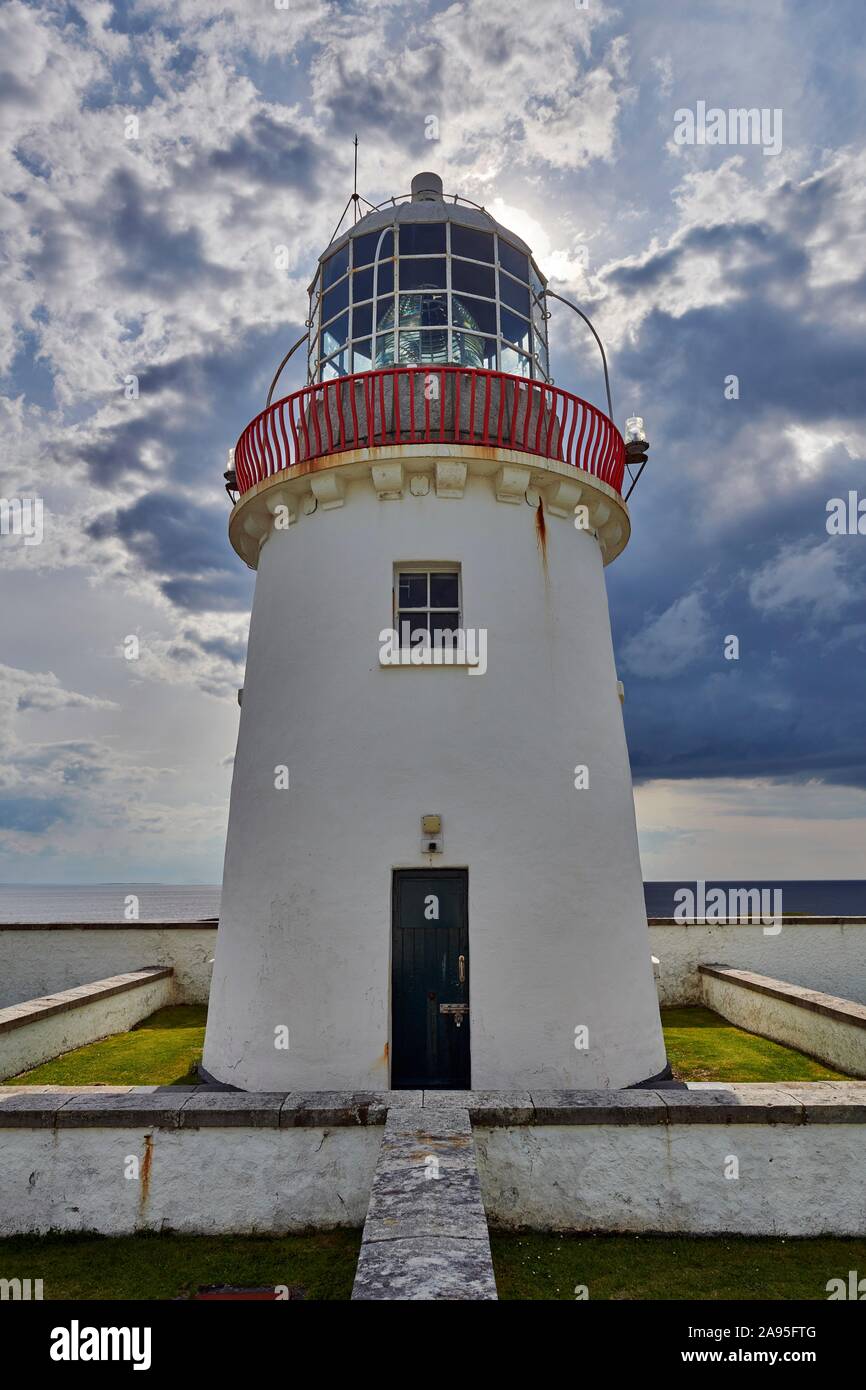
351,1105,497,1300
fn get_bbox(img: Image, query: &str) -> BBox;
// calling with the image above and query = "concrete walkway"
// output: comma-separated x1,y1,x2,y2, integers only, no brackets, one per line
351,1105,497,1300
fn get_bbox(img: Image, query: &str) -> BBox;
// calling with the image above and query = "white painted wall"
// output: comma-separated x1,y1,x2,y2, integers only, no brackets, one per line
0,1126,381,1234
650,921,866,1007
0,973,176,1081
475,1124,866,1235
0,927,215,1009
204,466,667,1091
700,971,866,1078
3,1117,863,1238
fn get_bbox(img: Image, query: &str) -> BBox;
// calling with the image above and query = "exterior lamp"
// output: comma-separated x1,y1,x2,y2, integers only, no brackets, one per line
623,415,650,501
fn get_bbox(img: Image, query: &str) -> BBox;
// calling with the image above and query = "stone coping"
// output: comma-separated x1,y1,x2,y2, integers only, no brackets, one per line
0,921,218,930
699,964,866,1028
649,916,866,926
0,967,173,1035
1,1082,865,1128
3,916,863,930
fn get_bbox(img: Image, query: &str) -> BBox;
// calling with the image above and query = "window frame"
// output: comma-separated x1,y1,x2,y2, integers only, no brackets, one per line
393,563,462,647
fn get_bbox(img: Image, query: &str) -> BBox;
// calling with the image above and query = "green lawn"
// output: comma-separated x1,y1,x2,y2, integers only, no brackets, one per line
491,1232,866,1300
661,1005,849,1082
6,1005,207,1086
0,1231,360,1300
7,1002,851,1086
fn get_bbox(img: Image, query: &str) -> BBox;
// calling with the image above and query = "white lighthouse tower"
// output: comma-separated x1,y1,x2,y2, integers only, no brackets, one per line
202,172,668,1092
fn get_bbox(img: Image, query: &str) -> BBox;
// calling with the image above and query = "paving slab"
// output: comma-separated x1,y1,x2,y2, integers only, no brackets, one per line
352,1106,497,1300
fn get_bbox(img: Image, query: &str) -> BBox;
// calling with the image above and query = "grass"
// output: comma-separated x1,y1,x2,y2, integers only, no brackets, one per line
491,1232,866,1300
6,1005,207,1086
6,1003,852,1087
0,1231,360,1300
661,1005,850,1082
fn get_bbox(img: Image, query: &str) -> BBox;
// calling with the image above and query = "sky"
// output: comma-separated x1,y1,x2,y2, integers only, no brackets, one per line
1,0,865,885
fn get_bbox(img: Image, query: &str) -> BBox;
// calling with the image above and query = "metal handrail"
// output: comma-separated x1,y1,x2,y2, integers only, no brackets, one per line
232,366,626,500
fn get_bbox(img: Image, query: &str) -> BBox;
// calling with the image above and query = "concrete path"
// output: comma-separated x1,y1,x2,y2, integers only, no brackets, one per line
351,1105,497,1300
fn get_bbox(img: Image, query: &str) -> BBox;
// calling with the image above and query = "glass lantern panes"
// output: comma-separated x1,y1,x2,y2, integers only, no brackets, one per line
311,220,550,382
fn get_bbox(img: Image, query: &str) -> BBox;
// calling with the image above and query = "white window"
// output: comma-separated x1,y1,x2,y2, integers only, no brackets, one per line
394,565,460,645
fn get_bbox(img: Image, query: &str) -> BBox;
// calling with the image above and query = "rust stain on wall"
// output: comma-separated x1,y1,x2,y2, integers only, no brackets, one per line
535,497,548,573
140,1133,153,1208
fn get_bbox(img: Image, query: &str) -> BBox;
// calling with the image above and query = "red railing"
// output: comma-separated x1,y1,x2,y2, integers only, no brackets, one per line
233,366,625,498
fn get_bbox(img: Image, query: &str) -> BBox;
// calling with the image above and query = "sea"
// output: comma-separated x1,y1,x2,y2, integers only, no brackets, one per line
0,881,864,923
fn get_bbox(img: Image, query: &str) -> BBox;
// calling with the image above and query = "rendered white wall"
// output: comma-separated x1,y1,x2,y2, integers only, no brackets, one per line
700,971,866,1078
475,1124,866,1235
650,921,866,1007
0,973,176,1081
0,928,215,1009
0,1126,381,1234
205,469,667,1091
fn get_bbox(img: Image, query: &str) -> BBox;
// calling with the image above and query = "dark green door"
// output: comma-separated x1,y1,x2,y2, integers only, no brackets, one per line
392,869,470,1089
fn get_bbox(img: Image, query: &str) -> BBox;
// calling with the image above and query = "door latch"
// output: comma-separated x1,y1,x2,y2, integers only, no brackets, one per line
439,1003,469,1029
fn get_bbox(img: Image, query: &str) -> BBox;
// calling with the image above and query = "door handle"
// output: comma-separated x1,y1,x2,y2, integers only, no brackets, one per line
458,954,465,984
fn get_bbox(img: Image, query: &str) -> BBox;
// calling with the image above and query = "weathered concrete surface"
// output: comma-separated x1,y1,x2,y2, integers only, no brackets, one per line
0,969,176,1081
352,1107,497,1300
700,965,866,1078
0,925,215,1009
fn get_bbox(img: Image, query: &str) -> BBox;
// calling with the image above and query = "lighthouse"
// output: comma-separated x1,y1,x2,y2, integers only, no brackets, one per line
202,172,668,1092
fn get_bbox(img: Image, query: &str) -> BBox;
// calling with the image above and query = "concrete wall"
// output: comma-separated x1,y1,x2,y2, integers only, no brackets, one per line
475,1120,866,1235
0,925,215,1009
700,966,866,1078
0,969,176,1081
2,1085,865,1238
206,461,666,1092
649,919,866,1007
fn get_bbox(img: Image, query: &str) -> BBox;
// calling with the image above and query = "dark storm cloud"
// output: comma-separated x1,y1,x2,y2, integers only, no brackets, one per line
86,490,252,612
208,112,323,190
601,187,866,789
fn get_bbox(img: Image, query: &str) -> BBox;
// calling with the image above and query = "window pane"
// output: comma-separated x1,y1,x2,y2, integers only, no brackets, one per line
398,328,449,364
400,223,446,255
501,344,531,377
431,612,461,643
530,262,545,299
398,572,427,607
373,260,394,295
450,330,497,370
399,257,447,290
322,313,348,356
352,338,372,372
451,293,497,335
450,224,494,262
398,613,430,641
375,332,395,366
322,244,349,289
500,307,531,352
499,272,531,316
322,279,349,322
321,351,349,380
375,295,396,331
499,239,529,282
352,229,393,267
352,267,374,303
534,331,549,379
430,572,458,608
532,296,547,335
451,259,495,298
352,302,373,338
399,293,448,327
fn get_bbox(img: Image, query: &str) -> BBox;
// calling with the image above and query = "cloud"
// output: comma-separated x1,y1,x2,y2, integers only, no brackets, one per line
620,590,711,678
